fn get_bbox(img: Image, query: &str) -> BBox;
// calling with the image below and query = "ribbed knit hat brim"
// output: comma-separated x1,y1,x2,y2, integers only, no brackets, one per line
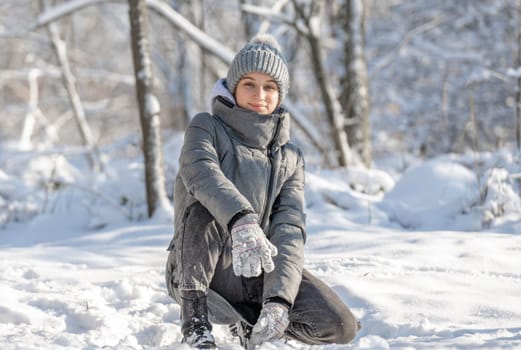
226,34,289,104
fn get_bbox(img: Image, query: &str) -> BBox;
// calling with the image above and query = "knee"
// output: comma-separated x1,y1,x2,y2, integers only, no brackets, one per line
334,315,359,344
295,310,359,345
324,310,359,344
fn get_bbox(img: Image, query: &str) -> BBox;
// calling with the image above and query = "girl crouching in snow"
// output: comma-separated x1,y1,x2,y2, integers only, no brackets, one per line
165,34,359,349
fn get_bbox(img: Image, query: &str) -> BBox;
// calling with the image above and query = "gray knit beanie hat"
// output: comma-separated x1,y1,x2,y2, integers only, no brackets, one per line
226,34,290,104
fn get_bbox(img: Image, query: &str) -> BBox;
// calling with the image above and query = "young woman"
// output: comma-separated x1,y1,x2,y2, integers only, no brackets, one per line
165,34,359,349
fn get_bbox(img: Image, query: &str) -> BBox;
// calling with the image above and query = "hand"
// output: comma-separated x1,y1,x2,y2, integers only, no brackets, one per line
231,213,278,277
250,302,289,345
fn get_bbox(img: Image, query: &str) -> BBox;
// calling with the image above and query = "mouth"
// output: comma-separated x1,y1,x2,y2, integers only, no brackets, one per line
249,103,267,111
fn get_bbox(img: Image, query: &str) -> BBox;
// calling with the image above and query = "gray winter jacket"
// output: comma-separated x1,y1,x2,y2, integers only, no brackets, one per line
173,92,306,305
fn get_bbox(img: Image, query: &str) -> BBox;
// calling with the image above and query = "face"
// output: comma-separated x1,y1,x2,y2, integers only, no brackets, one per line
234,72,280,114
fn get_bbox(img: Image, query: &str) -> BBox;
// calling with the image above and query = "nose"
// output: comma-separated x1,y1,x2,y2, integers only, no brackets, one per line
254,86,265,99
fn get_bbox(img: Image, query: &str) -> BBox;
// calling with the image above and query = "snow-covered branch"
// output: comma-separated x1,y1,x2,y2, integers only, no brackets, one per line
32,0,106,30
31,0,324,158
46,9,102,173
241,3,309,36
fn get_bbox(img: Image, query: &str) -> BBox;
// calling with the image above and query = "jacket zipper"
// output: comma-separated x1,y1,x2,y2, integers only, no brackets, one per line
260,117,282,230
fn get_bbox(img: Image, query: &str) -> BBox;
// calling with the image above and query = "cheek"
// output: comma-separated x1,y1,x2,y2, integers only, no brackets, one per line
269,92,280,105
234,90,250,109
238,92,248,101
267,98,279,113
234,89,246,101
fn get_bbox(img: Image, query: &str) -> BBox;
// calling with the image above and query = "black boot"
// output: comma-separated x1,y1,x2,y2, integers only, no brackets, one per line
180,290,217,349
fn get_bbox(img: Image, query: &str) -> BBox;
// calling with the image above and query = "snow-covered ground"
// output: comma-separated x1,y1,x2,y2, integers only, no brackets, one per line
1,139,521,349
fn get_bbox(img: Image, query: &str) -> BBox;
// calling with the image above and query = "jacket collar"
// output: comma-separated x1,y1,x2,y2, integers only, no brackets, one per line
210,83,290,150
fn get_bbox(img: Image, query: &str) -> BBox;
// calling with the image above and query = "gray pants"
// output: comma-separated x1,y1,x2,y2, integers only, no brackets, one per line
165,203,358,345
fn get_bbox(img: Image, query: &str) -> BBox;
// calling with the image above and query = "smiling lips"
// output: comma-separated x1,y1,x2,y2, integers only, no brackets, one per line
250,103,266,111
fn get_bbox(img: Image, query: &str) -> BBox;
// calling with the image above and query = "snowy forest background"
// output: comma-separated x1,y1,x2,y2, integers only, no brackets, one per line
2,0,521,228
1,1,521,349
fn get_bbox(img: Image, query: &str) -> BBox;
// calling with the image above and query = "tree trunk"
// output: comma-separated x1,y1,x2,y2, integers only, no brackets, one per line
340,0,371,167
128,0,170,218
516,1,521,151
239,0,255,39
301,1,351,167
43,0,102,172
20,70,39,148
34,0,329,166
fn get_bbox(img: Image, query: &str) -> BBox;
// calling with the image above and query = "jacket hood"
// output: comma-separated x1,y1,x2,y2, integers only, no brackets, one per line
208,78,236,110
209,79,291,150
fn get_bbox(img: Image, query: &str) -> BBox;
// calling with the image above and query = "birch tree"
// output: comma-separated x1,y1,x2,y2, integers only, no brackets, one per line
340,0,371,166
128,0,170,218
291,0,352,167
515,1,521,151
239,0,256,39
41,0,102,172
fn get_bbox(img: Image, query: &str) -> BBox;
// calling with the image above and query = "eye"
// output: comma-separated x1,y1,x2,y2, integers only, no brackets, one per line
265,84,278,91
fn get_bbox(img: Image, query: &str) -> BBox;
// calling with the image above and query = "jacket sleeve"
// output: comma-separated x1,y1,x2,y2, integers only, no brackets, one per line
263,149,306,305
178,113,254,230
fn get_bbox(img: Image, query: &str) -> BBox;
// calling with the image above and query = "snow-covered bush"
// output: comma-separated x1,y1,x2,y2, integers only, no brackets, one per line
0,168,39,227
0,143,150,229
479,168,521,228
379,158,482,230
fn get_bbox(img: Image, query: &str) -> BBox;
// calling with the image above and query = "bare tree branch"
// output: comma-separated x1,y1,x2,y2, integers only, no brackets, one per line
43,0,102,172
371,14,446,75
241,3,309,36
32,0,327,162
290,0,352,167
257,0,290,34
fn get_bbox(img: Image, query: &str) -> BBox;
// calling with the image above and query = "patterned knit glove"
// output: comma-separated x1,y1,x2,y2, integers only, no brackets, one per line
231,213,277,278
250,302,290,345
